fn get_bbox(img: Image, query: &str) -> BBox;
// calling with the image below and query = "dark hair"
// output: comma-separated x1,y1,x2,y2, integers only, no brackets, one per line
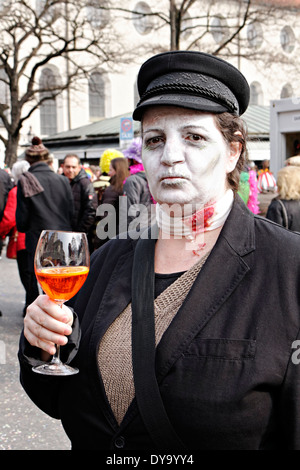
110,157,130,192
213,113,248,193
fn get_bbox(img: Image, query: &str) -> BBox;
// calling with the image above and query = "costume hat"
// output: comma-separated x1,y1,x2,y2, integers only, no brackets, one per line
133,50,250,120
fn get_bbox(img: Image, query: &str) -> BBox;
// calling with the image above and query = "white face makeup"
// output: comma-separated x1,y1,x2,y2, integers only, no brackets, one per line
142,106,239,209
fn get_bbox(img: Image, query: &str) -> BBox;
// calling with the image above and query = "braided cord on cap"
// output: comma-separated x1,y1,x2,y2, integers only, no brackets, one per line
138,83,238,114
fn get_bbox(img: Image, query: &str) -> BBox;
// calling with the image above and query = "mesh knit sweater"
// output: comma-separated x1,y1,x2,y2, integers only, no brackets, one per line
98,252,209,425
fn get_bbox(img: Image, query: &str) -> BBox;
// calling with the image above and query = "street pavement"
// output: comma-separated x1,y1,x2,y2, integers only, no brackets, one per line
0,252,70,450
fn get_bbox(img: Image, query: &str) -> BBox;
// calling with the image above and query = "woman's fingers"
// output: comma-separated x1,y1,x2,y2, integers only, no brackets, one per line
23,295,73,354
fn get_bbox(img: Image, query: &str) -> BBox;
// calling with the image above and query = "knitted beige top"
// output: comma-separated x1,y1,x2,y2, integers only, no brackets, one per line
97,252,209,425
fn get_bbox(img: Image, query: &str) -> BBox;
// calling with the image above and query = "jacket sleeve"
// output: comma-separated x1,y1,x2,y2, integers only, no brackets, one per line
266,200,285,227
15,181,30,233
76,179,97,232
0,187,16,237
123,175,142,207
18,310,81,419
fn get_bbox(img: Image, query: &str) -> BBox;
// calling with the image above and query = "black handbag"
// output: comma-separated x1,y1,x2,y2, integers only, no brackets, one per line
131,227,187,450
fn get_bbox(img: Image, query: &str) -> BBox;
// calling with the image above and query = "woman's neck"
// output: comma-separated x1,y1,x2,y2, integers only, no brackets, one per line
154,189,234,274
154,226,222,274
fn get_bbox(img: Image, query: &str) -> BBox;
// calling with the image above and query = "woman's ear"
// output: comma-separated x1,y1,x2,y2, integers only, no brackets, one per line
226,133,242,174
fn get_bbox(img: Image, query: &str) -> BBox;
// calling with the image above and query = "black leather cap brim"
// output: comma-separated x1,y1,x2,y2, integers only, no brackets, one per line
132,93,229,121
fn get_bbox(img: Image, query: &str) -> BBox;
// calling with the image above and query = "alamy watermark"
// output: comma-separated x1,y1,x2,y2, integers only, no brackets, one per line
95,196,205,250
291,340,300,365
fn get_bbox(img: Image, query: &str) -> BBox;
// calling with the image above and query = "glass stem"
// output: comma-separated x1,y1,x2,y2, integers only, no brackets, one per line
52,345,62,364
51,301,64,364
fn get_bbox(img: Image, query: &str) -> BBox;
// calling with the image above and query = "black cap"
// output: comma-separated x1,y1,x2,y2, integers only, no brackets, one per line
133,51,250,121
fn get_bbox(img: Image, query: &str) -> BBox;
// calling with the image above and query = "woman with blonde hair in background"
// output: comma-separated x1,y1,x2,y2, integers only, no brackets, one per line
266,165,300,231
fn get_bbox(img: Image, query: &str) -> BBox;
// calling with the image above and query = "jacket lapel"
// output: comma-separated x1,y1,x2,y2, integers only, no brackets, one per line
155,196,256,381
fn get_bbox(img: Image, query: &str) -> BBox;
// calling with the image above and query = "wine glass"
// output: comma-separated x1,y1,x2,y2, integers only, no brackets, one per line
32,230,90,376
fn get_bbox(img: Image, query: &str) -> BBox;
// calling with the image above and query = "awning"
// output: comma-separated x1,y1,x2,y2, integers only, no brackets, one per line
247,140,270,161
49,143,123,161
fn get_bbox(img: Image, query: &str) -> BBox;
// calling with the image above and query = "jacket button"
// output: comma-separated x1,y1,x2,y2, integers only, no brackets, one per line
114,436,125,448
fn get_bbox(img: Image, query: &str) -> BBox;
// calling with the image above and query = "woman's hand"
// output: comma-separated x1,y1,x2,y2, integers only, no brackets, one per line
24,295,73,359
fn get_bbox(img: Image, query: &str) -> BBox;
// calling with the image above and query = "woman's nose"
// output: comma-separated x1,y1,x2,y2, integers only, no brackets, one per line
160,139,185,166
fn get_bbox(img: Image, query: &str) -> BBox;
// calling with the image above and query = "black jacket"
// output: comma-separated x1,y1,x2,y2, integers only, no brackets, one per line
68,168,97,233
18,196,300,450
266,198,300,231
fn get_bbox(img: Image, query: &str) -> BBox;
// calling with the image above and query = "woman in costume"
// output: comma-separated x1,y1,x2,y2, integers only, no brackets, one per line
19,51,300,450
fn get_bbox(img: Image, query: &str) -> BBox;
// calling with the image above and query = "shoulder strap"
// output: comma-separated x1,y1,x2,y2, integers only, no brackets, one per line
131,226,187,450
277,199,289,229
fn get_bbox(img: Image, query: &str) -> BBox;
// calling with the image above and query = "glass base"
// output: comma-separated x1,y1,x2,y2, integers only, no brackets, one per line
32,362,79,376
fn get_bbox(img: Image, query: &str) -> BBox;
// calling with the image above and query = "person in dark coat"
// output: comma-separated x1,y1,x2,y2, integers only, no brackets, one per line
16,137,74,305
19,52,300,450
266,165,300,231
62,154,98,252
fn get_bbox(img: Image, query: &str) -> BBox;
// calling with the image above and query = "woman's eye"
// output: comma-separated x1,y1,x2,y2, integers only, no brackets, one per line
144,136,163,147
186,134,205,142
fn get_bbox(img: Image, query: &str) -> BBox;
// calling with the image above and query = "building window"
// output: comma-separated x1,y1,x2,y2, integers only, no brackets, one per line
39,68,58,136
86,0,110,28
280,26,295,53
89,71,105,119
210,16,228,44
247,22,263,49
281,83,293,99
36,0,59,22
249,82,263,105
132,2,153,35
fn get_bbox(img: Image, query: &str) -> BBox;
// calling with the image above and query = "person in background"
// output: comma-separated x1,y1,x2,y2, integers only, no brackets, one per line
0,161,30,315
16,137,74,306
0,167,14,258
0,167,14,221
285,156,300,167
123,137,155,231
237,163,259,215
0,180,4,228
257,159,277,193
256,159,277,216
95,149,125,205
62,154,98,253
94,156,130,249
90,165,101,181
266,165,300,231
19,51,300,450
